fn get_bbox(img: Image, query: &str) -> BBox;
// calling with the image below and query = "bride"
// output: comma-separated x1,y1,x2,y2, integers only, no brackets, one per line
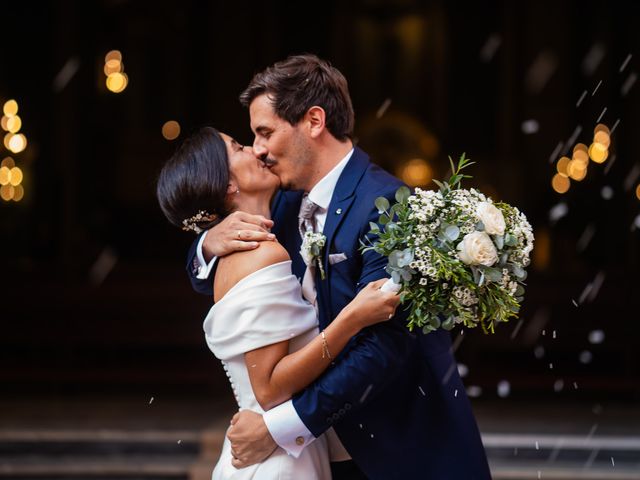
156,126,399,479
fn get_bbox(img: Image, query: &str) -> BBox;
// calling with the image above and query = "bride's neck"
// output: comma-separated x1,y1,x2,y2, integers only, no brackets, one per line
232,193,272,221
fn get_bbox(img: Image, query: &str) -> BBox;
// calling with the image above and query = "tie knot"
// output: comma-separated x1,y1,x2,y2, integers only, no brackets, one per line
299,195,319,221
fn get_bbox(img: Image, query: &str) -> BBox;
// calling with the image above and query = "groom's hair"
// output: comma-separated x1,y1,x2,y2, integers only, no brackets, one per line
239,54,354,141
156,126,231,232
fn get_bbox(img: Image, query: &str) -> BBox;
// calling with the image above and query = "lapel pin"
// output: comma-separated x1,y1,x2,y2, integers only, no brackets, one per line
335,208,342,215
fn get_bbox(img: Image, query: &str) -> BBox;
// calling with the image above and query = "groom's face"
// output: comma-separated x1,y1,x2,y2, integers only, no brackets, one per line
249,94,313,192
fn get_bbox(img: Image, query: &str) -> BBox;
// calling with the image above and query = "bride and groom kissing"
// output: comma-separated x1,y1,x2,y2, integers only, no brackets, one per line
157,54,491,479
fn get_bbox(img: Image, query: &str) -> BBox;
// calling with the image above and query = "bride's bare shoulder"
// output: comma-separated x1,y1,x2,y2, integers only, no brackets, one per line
217,241,290,289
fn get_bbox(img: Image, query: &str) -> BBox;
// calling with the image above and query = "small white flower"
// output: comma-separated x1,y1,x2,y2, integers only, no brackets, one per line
300,232,326,279
419,277,428,286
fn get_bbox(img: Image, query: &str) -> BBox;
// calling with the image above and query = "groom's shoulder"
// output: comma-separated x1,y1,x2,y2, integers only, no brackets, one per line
358,160,405,198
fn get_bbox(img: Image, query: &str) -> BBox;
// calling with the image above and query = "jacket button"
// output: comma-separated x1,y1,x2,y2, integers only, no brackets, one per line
295,436,305,446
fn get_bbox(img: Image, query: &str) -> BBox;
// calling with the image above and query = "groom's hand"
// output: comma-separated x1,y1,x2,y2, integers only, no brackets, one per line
202,211,275,261
227,410,277,468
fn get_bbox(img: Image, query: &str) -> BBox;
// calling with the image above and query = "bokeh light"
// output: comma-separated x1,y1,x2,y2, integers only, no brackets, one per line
3,132,13,149
162,120,181,140
636,184,640,201
551,173,570,193
0,166,10,185
3,99,18,117
556,156,570,177
105,50,122,63
12,184,24,202
9,166,23,186
0,116,9,131
399,158,433,187
593,130,610,148
104,59,123,76
7,133,27,154
594,123,610,135
6,115,22,133
106,72,128,93
1,157,14,168
588,142,608,163
0,184,14,201
568,160,587,180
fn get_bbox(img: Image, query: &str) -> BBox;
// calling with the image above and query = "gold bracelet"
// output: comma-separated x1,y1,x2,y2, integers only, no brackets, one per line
321,330,332,361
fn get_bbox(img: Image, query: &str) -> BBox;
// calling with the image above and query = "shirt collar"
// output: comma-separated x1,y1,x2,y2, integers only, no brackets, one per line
307,148,354,210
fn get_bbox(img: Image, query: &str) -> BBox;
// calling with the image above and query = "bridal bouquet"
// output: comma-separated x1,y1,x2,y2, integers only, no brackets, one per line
363,155,534,334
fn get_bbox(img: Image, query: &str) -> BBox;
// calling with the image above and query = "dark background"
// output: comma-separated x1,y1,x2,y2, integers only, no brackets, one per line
2,0,639,411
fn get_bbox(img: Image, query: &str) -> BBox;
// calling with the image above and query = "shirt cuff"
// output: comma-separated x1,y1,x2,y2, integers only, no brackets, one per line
195,231,217,280
263,400,315,458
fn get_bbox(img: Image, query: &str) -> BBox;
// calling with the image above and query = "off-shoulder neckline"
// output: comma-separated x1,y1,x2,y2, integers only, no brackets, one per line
212,260,292,307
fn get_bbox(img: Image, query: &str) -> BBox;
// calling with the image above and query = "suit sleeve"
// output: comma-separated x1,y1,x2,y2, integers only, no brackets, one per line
186,231,215,296
291,190,416,437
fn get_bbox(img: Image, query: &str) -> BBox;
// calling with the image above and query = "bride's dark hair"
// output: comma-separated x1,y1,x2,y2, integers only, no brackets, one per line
156,126,232,233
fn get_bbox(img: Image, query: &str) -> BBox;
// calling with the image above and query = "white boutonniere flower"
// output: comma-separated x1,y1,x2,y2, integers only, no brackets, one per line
300,231,326,280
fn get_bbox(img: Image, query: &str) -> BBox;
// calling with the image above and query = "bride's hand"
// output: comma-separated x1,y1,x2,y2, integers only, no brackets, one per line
344,278,401,329
202,211,275,259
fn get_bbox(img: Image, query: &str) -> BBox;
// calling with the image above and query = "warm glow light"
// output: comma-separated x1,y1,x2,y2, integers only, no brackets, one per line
594,123,610,136
3,132,13,149
106,72,128,93
0,166,10,185
572,144,589,164
0,184,14,201
567,159,587,179
162,120,181,140
12,184,24,202
104,59,123,76
1,115,8,131
556,156,570,177
588,142,608,163
9,166,22,186
6,115,21,133
1,157,14,168
105,50,122,63
7,133,27,153
636,184,640,201
3,99,18,116
400,158,433,187
551,173,570,193
593,130,610,148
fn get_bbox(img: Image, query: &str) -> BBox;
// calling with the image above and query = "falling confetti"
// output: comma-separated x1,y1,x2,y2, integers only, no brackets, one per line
610,118,621,135
376,99,392,119
577,224,596,252
632,214,640,232
535,441,539,450
53,57,81,93
582,43,605,75
549,363,554,370
418,386,426,396
576,90,588,107
457,363,469,378
619,53,632,73
521,119,539,134
553,379,564,392
467,386,482,398
359,384,373,404
497,380,510,398
573,382,579,389
572,299,579,307
588,329,605,344
510,319,524,340
624,164,640,192
587,423,598,439
579,350,593,364
604,153,616,174
591,80,603,96
549,202,569,224
552,330,557,339
621,72,637,96
611,456,615,467
370,434,375,438
534,345,545,359
526,51,557,94
89,247,119,286
149,397,154,405
177,439,182,444
596,107,607,123
600,185,614,200
479,34,502,62
548,141,564,164
454,389,458,397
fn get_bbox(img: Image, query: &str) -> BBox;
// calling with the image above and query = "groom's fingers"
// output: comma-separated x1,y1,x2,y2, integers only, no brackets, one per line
232,211,274,231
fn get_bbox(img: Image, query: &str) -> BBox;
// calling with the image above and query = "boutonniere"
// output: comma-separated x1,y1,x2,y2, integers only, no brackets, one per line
300,231,326,280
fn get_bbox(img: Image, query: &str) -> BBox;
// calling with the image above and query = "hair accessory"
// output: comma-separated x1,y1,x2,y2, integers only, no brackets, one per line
181,210,218,234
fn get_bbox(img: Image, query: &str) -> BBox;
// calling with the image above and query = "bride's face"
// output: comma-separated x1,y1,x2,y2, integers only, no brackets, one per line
220,132,280,195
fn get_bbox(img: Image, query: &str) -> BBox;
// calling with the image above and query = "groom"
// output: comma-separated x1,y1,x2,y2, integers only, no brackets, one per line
187,54,490,479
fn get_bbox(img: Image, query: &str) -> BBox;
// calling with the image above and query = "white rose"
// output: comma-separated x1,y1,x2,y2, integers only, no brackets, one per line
457,231,498,266
476,202,506,236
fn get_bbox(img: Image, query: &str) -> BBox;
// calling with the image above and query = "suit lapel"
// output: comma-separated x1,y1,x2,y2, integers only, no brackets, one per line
316,148,370,323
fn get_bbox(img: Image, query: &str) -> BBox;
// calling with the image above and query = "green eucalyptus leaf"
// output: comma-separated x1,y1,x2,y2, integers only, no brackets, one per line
375,197,390,213
395,186,411,203
379,214,390,225
494,235,504,250
476,221,485,232
369,221,380,232
515,285,525,296
504,233,517,247
483,267,503,283
445,225,460,242
429,316,441,329
442,316,456,330
391,270,401,284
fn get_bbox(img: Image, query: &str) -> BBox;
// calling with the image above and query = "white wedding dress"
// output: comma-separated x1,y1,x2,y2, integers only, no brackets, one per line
203,260,340,480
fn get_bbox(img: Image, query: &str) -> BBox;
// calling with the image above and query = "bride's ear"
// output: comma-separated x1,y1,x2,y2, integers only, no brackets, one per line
227,182,240,196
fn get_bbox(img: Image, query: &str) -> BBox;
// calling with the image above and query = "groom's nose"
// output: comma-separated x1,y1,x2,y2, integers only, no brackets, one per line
253,138,268,159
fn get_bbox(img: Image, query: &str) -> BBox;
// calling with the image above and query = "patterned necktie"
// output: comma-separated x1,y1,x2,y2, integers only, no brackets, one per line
298,195,320,308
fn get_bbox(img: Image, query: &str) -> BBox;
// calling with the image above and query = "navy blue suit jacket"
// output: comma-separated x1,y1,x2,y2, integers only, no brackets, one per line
187,147,490,479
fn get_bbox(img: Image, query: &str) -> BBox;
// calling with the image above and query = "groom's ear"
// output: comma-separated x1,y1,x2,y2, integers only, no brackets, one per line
305,106,326,139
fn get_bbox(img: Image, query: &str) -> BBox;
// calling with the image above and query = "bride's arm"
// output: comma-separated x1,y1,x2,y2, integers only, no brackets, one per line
241,263,398,411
